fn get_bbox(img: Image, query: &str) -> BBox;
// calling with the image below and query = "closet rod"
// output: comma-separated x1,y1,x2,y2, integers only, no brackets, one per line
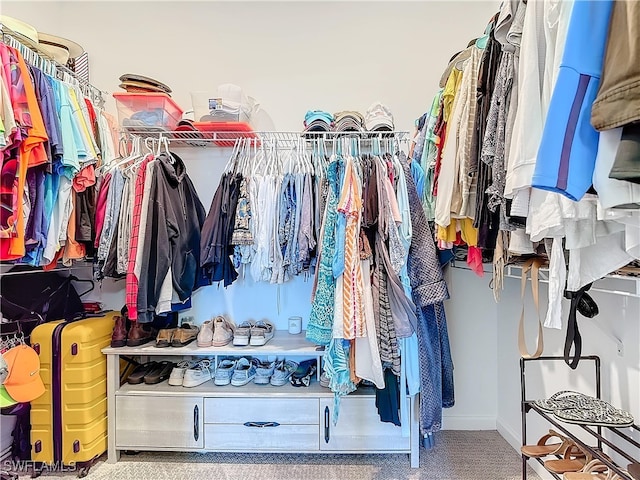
503,265,640,299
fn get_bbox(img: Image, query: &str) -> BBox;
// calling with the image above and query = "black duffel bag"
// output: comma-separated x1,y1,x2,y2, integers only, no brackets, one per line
0,266,92,325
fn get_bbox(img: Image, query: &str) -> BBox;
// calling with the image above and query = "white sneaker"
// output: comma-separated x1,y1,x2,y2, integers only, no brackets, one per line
182,359,214,388
168,360,196,386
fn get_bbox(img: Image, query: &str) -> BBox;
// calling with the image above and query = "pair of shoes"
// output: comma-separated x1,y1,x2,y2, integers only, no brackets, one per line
254,360,276,384
290,359,317,387
213,357,258,386
545,445,605,475
270,359,298,387
127,361,175,385
169,359,215,387
535,391,635,428
197,316,236,347
233,320,275,346
111,314,158,347
156,323,200,348
521,429,573,458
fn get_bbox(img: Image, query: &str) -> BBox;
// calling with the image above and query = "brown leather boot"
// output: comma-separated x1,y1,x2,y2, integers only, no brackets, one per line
110,315,128,348
127,322,158,347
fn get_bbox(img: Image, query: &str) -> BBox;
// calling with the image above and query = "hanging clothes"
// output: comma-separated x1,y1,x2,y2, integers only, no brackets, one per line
137,152,206,323
308,157,343,346
200,171,242,287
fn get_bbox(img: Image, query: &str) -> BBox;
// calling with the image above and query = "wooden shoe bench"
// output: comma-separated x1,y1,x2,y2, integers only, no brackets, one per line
521,356,639,480
102,330,420,467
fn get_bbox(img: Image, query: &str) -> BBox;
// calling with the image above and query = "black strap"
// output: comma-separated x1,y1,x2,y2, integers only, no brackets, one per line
563,283,593,369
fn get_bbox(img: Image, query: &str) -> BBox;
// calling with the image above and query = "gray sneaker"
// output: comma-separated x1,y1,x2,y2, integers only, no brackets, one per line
214,358,236,386
231,357,258,386
249,320,275,346
270,359,298,387
254,360,276,385
233,320,254,346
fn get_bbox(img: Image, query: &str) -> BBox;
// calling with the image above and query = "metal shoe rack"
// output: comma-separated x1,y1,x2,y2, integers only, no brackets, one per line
521,356,639,480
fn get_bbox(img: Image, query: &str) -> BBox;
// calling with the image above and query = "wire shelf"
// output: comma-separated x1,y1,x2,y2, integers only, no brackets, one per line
1,25,106,107
122,129,411,148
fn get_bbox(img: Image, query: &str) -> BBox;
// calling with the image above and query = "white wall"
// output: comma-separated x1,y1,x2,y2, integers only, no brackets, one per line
2,1,499,132
442,266,498,430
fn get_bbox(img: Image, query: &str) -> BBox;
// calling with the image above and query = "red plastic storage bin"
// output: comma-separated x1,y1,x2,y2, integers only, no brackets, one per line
113,92,183,130
193,121,258,147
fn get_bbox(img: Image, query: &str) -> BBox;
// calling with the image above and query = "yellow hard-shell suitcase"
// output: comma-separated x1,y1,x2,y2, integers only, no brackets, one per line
29,312,117,476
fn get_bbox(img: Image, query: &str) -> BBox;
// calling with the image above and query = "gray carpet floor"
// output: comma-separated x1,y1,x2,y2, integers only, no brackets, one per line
16,431,542,480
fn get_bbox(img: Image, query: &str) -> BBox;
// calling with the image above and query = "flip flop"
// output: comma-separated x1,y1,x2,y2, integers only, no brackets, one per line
127,361,158,385
535,391,589,413
554,401,635,428
521,429,573,458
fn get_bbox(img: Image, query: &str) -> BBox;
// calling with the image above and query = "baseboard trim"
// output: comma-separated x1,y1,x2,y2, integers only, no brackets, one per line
496,418,552,480
496,417,521,451
442,415,496,430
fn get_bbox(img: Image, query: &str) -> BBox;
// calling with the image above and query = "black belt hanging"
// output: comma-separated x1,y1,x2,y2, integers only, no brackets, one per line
563,283,598,369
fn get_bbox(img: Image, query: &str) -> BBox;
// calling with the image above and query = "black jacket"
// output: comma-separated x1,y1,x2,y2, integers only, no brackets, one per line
137,152,206,323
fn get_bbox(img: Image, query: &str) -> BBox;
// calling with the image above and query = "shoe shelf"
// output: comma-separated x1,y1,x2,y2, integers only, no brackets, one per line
103,329,421,468
116,381,379,398
102,330,322,357
521,356,639,480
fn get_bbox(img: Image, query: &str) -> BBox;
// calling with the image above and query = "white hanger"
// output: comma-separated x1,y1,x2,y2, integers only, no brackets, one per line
109,136,142,171
223,138,242,174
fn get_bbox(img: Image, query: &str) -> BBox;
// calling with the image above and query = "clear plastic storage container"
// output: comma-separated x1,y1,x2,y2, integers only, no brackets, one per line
190,84,254,124
113,92,183,130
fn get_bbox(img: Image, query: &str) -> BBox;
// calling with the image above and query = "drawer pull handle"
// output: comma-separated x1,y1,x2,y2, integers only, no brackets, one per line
194,405,199,441
243,421,280,428
324,406,330,443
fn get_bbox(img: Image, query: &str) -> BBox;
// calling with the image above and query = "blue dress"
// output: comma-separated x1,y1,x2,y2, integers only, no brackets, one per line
306,158,343,346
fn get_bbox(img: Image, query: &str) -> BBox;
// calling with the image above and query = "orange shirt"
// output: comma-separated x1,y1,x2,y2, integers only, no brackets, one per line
15,51,48,168
0,48,49,260
62,191,85,263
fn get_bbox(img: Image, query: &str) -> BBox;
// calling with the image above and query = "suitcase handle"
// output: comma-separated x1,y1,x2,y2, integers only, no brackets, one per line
193,405,199,442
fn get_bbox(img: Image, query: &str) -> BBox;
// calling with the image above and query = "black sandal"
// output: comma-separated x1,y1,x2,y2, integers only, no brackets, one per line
290,359,317,387
127,362,157,385
144,361,175,385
